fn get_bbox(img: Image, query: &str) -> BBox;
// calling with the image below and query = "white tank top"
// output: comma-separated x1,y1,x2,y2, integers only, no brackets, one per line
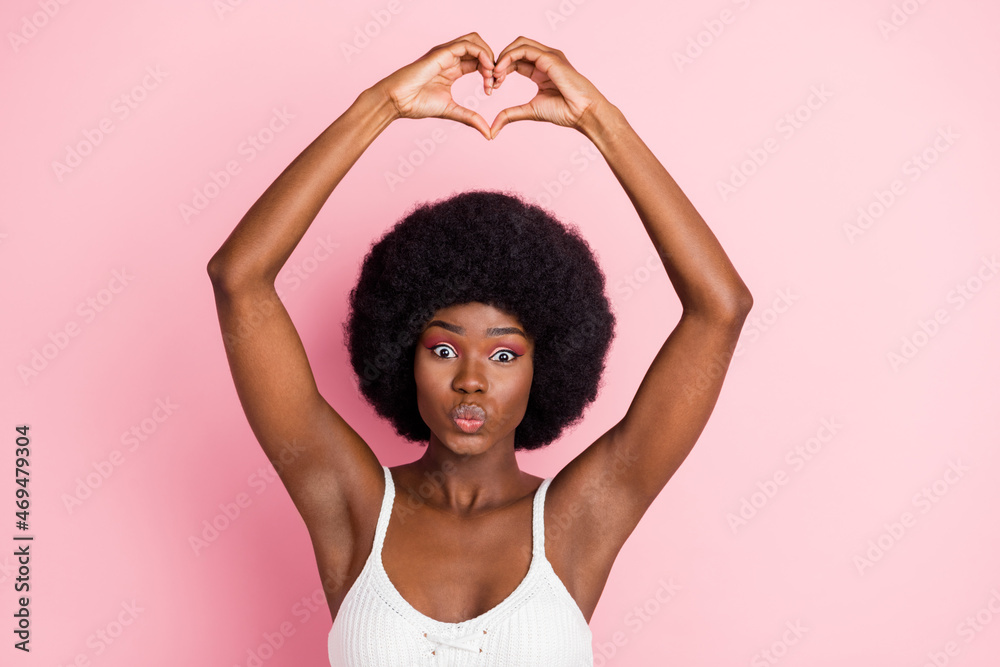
328,465,594,666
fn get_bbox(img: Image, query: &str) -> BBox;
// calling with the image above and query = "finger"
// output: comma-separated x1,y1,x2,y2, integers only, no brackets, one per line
489,102,537,139
453,54,495,96
444,34,496,91
494,44,561,89
494,56,553,95
462,32,497,82
493,37,557,76
495,46,556,80
441,102,493,141
449,32,496,65
494,35,551,64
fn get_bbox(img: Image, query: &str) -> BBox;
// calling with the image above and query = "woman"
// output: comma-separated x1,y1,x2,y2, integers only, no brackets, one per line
208,33,752,666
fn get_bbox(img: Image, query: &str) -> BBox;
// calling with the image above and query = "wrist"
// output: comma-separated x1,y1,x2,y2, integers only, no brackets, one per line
357,83,400,130
577,98,627,149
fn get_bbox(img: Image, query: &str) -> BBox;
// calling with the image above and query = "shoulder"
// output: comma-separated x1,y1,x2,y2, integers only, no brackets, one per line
308,459,386,619
543,454,638,569
541,462,630,623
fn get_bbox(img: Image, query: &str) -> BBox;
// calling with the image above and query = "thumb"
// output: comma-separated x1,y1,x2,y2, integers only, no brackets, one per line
489,103,536,140
440,102,492,141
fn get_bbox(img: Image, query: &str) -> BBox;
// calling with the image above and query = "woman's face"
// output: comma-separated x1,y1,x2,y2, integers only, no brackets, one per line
414,301,534,456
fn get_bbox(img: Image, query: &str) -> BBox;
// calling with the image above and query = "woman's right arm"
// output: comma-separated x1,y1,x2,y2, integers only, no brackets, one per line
206,34,496,563
206,86,395,540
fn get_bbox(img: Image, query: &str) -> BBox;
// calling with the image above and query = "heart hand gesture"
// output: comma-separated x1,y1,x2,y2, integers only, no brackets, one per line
375,33,497,140
489,36,609,139
374,33,610,141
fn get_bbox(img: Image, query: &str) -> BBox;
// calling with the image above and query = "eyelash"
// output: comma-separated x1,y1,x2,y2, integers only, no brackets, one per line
429,344,521,364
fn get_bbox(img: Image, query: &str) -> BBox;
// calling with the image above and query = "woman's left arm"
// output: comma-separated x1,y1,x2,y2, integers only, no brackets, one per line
493,38,753,544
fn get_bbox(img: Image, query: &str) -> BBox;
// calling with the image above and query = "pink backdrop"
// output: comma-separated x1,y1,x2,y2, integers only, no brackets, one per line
4,0,999,665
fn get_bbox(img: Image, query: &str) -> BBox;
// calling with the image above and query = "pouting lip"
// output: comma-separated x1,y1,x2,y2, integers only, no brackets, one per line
450,403,486,422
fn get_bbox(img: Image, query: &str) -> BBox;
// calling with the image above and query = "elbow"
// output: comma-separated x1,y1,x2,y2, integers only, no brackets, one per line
695,289,753,324
731,288,754,318
720,292,753,325
207,255,273,296
206,253,223,283
206,252,231,290
720,274,754,319
206,251,252,295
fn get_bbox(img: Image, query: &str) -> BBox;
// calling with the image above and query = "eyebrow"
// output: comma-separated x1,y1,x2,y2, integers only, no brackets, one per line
423,320,527,338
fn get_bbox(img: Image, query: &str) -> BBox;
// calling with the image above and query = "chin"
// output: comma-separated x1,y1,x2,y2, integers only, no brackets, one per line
432,426,492,456
444,436,488,457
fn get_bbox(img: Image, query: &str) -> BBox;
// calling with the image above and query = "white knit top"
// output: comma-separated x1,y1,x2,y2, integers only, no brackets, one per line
328,465,594,666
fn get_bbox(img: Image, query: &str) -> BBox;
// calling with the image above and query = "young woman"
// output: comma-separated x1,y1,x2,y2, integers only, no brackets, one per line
208,33,752,666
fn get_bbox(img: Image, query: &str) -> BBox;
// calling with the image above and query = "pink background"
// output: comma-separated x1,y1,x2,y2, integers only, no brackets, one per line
3,0,999,665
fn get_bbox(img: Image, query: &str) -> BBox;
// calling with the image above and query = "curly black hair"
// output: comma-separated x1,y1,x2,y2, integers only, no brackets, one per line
343,189,615,451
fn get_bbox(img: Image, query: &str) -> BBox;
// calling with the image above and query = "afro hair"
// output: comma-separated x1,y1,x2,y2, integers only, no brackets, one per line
343,189,615,451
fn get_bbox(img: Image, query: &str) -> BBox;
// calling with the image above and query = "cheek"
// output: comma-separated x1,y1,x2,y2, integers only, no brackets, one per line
413,358,436,401
523,375,534,409
413,355,452,423
506,364,534,415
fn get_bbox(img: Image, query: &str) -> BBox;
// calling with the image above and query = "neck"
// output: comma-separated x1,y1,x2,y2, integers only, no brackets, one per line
406,433,527,516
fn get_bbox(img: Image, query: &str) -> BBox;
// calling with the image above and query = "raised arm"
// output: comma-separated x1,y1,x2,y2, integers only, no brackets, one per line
491,37,752,591
206,34,498,558
576,92,753,503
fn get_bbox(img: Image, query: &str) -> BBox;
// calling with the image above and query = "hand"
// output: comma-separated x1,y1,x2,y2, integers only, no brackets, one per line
489,36,609,139
374,33,496,140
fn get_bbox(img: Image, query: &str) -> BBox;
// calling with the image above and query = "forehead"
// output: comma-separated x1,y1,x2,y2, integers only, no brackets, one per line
420,301,531,342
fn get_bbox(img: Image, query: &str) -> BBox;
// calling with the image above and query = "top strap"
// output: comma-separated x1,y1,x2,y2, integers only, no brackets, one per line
531,477,554,558
372,465,395,555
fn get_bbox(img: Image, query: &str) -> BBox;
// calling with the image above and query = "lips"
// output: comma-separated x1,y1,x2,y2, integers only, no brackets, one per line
450,403,486,433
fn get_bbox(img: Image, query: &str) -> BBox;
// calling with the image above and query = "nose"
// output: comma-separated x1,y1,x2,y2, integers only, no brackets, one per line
452,358,487,394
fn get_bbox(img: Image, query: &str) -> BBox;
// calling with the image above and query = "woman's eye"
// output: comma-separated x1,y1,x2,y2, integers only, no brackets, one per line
491,349,519,363
430,344,456,359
